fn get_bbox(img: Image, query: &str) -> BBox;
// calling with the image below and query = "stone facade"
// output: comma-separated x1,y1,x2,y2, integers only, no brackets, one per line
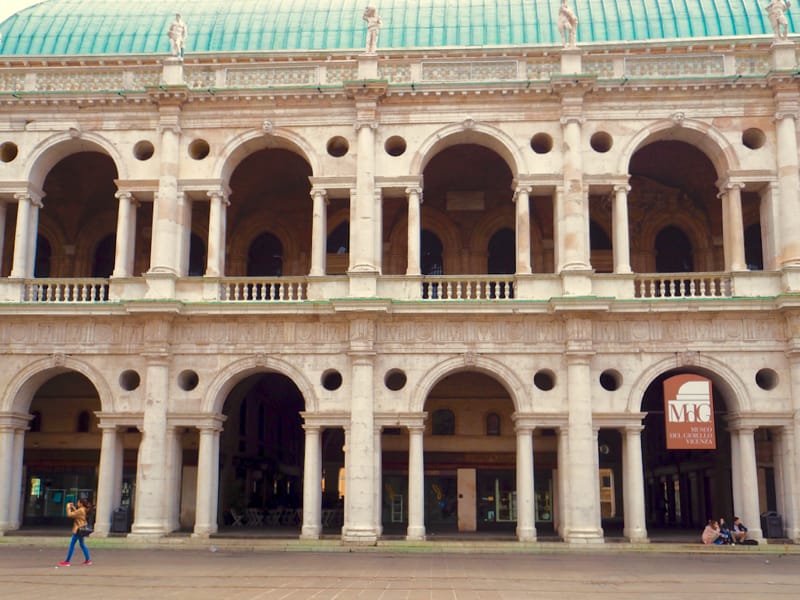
1,32,799,546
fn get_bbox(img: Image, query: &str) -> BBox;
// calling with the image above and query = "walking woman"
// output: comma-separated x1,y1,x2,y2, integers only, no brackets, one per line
58,498,92,566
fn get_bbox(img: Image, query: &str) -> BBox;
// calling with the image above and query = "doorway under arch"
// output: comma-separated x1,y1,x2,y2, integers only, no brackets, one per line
218,372,305,534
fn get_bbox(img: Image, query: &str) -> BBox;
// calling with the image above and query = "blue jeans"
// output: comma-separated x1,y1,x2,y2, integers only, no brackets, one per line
65,533,90,562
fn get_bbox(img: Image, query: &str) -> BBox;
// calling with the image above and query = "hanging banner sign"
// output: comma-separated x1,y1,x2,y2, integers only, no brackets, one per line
663,374,716,450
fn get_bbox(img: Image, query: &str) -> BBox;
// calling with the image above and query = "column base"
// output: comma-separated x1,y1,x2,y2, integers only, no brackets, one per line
128,523,168,539
516,526,537,542
341,526,379,545
300,525,322,540
623,529,649,544
565,528,605,544
560,269,593,296
406,525,426,541
191,526,218,539
781,266,800,293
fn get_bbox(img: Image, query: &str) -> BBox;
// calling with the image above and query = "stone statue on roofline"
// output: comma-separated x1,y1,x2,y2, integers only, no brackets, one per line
363,6,383,54
558,0,578,48
168,13,188,58
766,0,791,40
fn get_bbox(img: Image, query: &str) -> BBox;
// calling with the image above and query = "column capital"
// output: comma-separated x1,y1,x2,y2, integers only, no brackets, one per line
717,180,745,197
115,190,134,202
207,189,230,206
559,115,585,126
774,110,799,122
354,120,379,131
13,192,43,208
310,187,329,203
514,185,533,200
613,184,631,194
405,187,423,202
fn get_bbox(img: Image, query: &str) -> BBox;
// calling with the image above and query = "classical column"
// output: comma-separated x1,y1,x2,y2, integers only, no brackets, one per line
0,424,16,531
773,104,800,267
165,425,183,533
719,182,746,272
515,425,536,541
130,354,170,537
193,423,222,537
772,429,788,526
301,424,323,539
564,319,603,543
112,192,136,278
553,187,564,272
94,425,122,536
309,188,328,276
729,427,743,519
374,189,383,274
342,319,377,542
10,193,41,278
406,424,425,540
622,425,648,542
149,112,182,275
556,427,569,539
0,201,6,270
351,121,378,272
8,427,25,529
373,426,382,534
733,427,765,540
205,190,229,277
405,187,422,276
612,184,632,274
559,114,590,271
779,426,799,540
514,186,532,275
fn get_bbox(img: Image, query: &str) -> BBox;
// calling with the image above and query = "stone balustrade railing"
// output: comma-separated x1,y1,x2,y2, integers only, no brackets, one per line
219,278,308,302
23,278,110,302
0,48,777,94
420,276,515,300
2,272,758,304
633,273,732,299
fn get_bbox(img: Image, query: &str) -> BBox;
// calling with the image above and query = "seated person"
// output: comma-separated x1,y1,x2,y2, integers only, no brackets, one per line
718,517,733,544
731,516,748,543
701,519,721,544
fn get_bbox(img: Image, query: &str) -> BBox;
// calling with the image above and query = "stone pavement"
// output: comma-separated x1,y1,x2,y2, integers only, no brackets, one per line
0,540,798,599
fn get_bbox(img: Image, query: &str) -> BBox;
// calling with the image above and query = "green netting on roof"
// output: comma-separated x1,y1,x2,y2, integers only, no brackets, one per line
0,0,790,56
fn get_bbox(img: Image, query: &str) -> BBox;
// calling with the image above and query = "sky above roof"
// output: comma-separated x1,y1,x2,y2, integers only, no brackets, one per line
0,1,42,24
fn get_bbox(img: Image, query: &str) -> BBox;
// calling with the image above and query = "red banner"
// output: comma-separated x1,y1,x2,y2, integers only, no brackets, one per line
663,374,716,450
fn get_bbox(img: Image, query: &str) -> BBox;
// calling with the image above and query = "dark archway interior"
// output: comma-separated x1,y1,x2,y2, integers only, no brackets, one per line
640,370,732,530
219,373,305,528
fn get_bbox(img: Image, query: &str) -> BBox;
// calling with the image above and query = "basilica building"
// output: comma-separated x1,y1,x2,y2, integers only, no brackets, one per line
0,0,799,545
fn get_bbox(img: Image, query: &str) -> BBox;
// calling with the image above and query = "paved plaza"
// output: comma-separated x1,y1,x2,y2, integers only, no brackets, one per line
0,542,798,599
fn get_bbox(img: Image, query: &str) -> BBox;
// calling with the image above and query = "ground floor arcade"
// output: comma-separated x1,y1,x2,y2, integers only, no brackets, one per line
0,356,795,545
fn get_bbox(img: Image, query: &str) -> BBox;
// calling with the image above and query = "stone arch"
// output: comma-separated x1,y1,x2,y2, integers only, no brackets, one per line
411,354,528,414
24,131,126,191
204,355,319,415
635,209,714,272
2,356,115,414
618,117,739,177
625,354,748,415
410,121,527,178
215,128,319,184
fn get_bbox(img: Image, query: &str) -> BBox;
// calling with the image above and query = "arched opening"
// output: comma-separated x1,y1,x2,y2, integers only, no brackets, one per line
247,232,283,277
640,370,733,534
188,232,207,277
218,373,305,534
20,372,120,528
401,372,540,536
628,141,719,273
655,226,694,273
91,234,115,278
487,228,515,275
38,151,120,277
227,148,312,276
744,223,763,271
590,220,613,273
421,144,514,275
34,235,52,277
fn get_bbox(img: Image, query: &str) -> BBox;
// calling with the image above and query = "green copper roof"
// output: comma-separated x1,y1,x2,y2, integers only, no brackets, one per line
0,0,791,56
